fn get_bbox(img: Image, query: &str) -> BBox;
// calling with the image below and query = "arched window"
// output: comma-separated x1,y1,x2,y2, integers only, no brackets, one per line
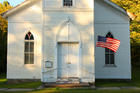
24,32,34,64
105,32,115,65
63,0,72,6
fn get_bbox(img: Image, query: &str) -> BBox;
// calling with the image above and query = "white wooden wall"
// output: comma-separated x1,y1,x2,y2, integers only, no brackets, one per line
94,0,131,79
7,0,43,79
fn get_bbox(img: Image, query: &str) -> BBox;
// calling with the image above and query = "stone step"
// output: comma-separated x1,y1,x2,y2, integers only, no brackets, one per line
56,81,80,84
57,79,68,82
44,83,90,88
57,78,80,84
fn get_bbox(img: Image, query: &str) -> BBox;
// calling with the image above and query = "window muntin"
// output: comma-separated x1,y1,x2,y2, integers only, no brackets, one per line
63,0,72,7
24,32,34,64
105,32,115,65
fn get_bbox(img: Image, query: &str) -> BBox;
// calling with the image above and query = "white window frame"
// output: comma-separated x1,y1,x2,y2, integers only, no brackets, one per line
24,33,34,64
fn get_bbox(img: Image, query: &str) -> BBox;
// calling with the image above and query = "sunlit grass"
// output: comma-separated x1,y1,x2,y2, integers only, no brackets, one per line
1,88,140,93
29,89,140,93
0,78,6,82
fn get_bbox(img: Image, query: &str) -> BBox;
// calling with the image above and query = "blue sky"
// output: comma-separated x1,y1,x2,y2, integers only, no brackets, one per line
0,0,25,6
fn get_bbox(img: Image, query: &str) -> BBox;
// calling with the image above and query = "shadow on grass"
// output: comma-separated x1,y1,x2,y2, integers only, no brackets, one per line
28,88,140,93
0,81,42,88
0,77,42,89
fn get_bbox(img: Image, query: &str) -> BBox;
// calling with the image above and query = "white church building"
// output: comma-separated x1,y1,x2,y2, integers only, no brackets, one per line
2,0,131,83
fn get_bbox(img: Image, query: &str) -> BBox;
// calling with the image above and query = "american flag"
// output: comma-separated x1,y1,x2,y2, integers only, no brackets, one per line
96,36,120,53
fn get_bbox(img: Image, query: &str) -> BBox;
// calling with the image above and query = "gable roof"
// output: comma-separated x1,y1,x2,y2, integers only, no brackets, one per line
103,0,127,15
2,0,128,18
1,0,39,18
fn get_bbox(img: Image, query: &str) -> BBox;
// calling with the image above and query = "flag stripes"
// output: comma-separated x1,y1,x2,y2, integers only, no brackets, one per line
96,36,120,52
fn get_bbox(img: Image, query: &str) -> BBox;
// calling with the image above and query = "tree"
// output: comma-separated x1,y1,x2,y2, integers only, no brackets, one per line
111,0,140,45
0,1,12,74
111,0,140,65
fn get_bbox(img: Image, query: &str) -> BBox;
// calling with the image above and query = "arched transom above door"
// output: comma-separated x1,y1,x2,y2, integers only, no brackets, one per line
56,19,81,42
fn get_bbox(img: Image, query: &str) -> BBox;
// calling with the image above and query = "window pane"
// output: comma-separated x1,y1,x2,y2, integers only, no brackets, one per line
105,48,109,53
25,42,29,52
24,32,34,64
110,54,114,64
25,53,30,64
106,32,113,38
25,34,29,40
105,32,115,65
30,42,34,52
30,35,34,40
109,49,113,54
64,0,72,6
30,54,34,64
105,54,109,64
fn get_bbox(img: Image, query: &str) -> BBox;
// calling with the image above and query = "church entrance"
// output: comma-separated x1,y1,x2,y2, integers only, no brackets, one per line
57,42,79,79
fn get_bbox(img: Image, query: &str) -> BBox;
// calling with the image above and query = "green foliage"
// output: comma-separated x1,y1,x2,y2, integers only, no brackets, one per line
131,31,140,45
111,0,140,45
0,1,12,74
111,0,140,65
0,1,12,32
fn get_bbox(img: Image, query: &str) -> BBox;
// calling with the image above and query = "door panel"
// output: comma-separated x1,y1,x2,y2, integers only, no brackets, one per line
58,43,68,78
57,42,79,78
68,43,79,77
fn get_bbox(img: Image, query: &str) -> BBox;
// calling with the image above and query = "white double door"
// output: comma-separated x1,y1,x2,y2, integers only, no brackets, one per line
57,42,79,78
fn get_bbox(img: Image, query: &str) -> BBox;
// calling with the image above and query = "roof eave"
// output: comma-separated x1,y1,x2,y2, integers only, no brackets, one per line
103,0,129,17
2,0,39,18
2,0,131,20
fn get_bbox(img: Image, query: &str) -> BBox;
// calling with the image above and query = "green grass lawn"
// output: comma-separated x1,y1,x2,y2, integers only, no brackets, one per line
28,89,140,93
0,75,42,88
1,88,140,93
0,65,140,93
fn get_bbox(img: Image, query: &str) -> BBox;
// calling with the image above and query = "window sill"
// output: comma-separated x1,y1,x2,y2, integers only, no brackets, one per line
24,64,35,67
104,64,117,67
63,6,74,8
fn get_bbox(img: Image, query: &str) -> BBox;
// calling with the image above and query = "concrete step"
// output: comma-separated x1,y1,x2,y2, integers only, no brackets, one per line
57,78,80,84
44,83,90,88
56,81,80,84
